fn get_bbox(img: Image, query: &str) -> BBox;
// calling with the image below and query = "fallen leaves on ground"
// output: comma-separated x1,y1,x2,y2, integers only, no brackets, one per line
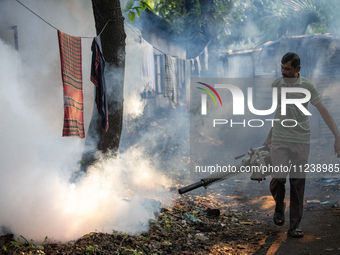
0,194,272,255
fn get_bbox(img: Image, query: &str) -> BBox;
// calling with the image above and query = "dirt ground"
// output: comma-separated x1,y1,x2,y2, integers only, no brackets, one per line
1,172,339,255
216,174,340,255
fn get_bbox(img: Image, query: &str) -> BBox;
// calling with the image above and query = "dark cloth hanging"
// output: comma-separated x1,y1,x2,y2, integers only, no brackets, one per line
57,30,85,138
91,35,108,132
164,55,178,104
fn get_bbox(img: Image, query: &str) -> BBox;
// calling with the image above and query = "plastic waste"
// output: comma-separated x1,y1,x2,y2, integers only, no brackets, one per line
183,212,198,223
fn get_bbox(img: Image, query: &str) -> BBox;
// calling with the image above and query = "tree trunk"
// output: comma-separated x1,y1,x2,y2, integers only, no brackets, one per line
81,0,126,172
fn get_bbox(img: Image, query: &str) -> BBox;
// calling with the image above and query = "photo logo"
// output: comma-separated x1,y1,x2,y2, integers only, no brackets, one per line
196,82,222,115
200,83,312,117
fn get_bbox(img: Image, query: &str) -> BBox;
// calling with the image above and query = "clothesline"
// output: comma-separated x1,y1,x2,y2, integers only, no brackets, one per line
15,0,191,139
124,22,169,57
15,0,118,38
15,0,210,61
124,21,210,61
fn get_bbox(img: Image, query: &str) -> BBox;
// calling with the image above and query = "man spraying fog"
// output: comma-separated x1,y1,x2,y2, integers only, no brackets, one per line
263,52,340,237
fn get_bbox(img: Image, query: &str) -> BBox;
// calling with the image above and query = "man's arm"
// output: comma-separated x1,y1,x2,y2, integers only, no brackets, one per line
315,101,340,157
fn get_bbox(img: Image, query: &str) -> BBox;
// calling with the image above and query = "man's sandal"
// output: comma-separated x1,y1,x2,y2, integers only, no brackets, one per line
273,211,285,226
288,228,304,238
273,202,285,226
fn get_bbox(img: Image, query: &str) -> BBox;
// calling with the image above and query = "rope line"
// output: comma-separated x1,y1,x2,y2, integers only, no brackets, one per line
15,0,209,60
15,0,114,38
123,21,208,61
124,22,169,56
16,0,59,30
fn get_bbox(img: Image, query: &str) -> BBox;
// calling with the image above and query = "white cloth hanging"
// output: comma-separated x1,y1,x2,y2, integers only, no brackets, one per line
191,59,195,73
141,38,156,92
196,56,202,77
204,46,209,71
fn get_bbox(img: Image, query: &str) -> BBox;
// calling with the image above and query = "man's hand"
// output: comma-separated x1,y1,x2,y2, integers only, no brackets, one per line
334,137,340,158
316,102,340,158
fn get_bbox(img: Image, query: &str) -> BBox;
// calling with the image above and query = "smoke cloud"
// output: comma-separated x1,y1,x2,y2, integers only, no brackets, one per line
0,0,173,243
2,0,340,245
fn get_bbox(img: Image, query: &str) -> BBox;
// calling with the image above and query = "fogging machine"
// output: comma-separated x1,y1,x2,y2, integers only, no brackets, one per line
178,146,272,195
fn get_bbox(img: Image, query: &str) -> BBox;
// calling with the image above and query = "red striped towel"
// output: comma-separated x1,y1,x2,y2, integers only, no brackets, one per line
58,30,85,138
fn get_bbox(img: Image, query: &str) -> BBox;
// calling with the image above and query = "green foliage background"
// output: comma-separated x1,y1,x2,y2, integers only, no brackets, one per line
149,0,340,55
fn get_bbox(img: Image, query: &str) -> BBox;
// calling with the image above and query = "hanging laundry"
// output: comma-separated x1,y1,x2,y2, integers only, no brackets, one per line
57,30,85,138
204,46,209,71
165,55,178,104
196,56,202,77
191,59,195,73
141,38,156,92
91,35,109,132
185,59,191,112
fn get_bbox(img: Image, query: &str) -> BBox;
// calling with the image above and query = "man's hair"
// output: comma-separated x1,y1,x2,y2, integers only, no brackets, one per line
281,52,300,68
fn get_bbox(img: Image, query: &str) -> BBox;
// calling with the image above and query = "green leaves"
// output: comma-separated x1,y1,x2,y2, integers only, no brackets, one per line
10,241,23,248
128,11,136,22
124,0,154,22
140,1,153,11
86,245,96,251
123,0,135,12
136,8,141,17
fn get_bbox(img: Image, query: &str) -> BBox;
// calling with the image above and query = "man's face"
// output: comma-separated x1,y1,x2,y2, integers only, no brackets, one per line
281,60,300,79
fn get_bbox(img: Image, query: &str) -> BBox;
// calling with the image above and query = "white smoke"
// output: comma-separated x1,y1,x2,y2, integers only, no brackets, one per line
124,27,147,119
0,0,172,243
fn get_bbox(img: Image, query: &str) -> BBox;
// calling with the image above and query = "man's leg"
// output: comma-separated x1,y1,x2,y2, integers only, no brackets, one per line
289,142,309,230
270,178,287,213
289,178,306,229
270,141,290,224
